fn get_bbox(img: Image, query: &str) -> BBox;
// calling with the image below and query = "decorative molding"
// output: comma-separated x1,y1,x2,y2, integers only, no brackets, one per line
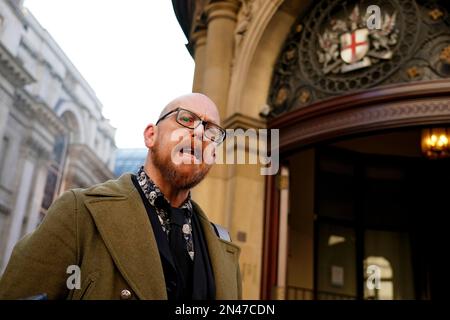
5,0,28,26
0,42,34,88
13,87,34,118
268,0,450,117
280,99,450,150
22,135,51,162
234,0,264,50
191,28,207,48
227,0,284,115
15,88,67,136
269,80,450,151
205,0,241,24
223,112,266,129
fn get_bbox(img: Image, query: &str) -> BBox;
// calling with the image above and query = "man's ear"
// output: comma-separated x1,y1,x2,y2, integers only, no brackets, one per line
144,124,157,148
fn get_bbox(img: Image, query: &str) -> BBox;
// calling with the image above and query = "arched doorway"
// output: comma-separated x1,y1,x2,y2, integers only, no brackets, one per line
261,0,450,300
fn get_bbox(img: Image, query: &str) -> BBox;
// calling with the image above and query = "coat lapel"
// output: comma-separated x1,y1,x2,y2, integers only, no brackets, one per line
83,174,167,300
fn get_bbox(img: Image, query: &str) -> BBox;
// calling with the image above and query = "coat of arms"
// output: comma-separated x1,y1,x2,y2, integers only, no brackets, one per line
318,6,398,74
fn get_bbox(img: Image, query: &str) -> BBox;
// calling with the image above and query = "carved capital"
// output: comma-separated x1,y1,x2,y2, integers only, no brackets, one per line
205,0,241,24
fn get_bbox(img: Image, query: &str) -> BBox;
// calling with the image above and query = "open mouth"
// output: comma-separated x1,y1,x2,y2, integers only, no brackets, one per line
179,146,201,161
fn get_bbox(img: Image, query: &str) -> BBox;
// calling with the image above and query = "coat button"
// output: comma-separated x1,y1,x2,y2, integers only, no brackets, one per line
120,289,132,300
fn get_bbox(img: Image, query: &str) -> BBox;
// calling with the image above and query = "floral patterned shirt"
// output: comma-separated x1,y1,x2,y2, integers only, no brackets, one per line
136,166,194,260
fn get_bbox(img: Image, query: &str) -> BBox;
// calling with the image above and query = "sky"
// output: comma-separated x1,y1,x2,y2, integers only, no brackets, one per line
23,0,195,148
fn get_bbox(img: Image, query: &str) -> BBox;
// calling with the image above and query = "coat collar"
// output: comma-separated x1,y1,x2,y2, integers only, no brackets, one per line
82,174,239,300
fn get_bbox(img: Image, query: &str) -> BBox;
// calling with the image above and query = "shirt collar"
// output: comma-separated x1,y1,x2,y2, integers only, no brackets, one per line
136,166,193,214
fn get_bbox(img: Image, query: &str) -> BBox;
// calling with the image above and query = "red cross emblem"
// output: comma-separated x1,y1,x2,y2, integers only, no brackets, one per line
339,29,369,64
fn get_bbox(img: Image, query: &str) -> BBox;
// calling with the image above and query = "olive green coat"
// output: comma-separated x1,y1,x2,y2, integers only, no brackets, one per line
0,174,241,300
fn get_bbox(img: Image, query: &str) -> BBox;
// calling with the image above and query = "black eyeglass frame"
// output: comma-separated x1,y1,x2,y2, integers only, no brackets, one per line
155,107,226,144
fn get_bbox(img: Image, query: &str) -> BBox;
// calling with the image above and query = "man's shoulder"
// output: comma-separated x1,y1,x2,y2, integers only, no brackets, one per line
210,223,232,242
190,200,233,243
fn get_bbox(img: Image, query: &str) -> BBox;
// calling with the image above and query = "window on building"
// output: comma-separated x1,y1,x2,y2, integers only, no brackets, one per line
40,135,68,216
364,256,393,300
317,223,357,299
364,230,414,300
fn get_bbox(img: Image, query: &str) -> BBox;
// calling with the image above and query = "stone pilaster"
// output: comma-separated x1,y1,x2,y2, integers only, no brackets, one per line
23,159,48,234
1,137,50,272
191,22,207,93
1,156,35,272
203,0,240,119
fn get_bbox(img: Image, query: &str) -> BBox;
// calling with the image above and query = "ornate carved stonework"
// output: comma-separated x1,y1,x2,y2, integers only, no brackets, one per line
14,89,67,136
268,0,450,117
0,42,34,88
234,0,263,50
293,100,450,141
317,6,399,74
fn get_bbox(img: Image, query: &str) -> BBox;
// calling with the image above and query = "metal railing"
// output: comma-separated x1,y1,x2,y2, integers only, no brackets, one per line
285,286,356,300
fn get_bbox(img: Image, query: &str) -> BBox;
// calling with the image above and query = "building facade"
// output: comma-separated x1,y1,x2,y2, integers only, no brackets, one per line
0,0,116,272
173,0,450,299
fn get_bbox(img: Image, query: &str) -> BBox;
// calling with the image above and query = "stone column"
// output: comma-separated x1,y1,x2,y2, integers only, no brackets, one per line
23,160,48,234
2,154,36,271
203,0,240,118
191,26,207,93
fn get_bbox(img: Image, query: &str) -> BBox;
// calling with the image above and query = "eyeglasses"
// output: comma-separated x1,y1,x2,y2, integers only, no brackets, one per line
156,107,226,144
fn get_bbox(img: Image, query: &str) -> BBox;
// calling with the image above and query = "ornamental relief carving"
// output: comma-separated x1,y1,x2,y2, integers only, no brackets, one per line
268,0,450,117
279,98,450,148
234,0,263,49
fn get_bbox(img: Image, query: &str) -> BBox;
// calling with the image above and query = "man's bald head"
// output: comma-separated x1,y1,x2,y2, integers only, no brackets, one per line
158,93,221,125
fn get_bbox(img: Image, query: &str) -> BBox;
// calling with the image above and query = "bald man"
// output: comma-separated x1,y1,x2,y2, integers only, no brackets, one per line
0,93,242,300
